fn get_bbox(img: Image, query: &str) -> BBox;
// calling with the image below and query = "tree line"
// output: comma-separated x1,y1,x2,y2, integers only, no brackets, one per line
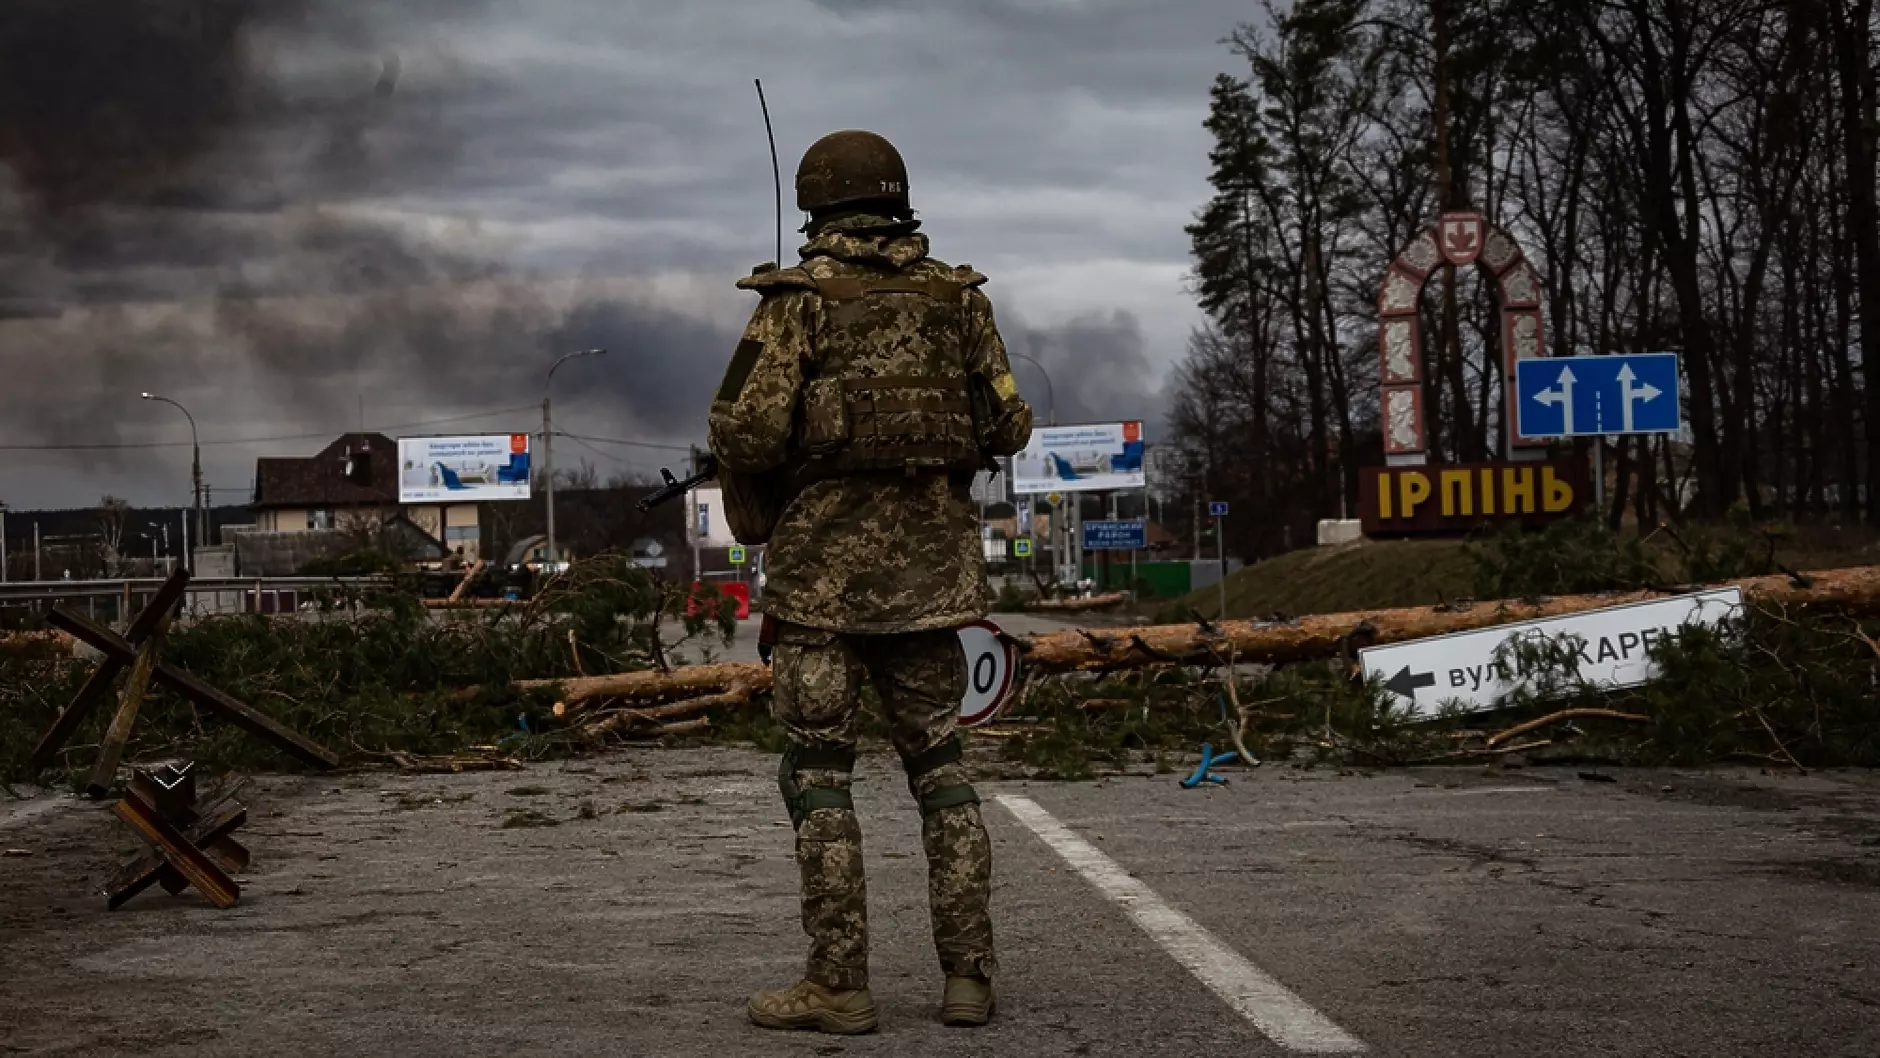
1165,0,1880,561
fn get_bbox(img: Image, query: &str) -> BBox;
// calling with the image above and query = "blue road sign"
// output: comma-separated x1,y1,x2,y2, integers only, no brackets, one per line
1208,501,1230,517
1516,353,1681,438
1083,519,1147,551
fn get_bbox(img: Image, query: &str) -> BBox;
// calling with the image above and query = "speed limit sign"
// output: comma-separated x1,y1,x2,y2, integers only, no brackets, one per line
956,620,1018,727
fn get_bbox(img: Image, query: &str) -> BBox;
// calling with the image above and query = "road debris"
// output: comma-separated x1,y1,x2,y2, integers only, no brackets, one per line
29,569,341,787
580,686,744,743
1180,743,1239,788
386,751,525,774
106,762,250,911
1486,708,1649,748
1018,565,1880,674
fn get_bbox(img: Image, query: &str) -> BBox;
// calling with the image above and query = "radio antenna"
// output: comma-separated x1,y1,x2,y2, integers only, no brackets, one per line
754,78,782,267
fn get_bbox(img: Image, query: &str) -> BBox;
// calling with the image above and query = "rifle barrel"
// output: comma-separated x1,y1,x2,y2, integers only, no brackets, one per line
635,455,718,512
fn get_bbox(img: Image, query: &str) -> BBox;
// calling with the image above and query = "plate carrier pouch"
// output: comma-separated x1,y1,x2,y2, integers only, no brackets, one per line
798,273,985,478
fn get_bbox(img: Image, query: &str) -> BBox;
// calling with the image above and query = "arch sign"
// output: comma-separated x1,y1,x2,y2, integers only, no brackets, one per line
956,620,1018,727
1377,211,1552,462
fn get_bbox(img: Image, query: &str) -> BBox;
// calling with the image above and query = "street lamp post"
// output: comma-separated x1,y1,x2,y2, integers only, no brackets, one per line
1,501,9,584
141,392,202,571
1007,352,1056,427
1006,352,1065,583
542,348,607,570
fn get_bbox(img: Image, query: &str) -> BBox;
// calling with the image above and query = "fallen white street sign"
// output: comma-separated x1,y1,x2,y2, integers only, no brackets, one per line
1358,588,1744,717
957,620,1018,727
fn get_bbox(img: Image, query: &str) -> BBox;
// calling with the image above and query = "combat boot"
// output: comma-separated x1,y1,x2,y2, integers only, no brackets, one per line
940,975,995,1026
747,979,878,1034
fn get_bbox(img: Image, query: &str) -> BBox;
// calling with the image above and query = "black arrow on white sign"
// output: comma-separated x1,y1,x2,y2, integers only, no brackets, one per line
1384,666,1437,699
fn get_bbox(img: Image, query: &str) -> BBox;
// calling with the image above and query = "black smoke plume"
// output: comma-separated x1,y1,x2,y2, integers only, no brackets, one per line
0,1,736,507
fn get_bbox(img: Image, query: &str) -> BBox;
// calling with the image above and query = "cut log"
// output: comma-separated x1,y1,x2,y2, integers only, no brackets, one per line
641,717,712,739
579,685,750,742
1016,565,1880,674
536,661,771,715
482,565,1880,710
447,560,486,604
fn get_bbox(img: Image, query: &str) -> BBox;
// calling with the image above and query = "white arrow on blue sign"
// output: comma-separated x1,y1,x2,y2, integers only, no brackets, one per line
1208,501,1229,517
1515,353,1681,438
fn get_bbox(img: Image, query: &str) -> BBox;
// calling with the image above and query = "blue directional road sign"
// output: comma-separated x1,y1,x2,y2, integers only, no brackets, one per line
1208,501,1230,517
1516,353,1681,439
1083,519,1147,551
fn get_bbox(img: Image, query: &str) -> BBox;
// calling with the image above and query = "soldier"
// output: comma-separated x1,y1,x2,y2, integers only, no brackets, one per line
707,128,1033,1035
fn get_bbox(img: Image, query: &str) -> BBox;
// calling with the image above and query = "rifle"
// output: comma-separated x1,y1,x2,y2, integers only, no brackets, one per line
637,454,718,512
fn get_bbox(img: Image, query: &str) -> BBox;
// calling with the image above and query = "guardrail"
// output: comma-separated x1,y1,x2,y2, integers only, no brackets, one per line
0,576,395,624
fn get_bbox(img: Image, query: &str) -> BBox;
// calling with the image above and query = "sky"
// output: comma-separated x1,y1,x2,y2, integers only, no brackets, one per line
0,0,1254,511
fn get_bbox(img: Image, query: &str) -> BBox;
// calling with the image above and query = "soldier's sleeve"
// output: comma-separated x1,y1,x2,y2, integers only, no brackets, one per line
961,283,1034,457
708,288,814,473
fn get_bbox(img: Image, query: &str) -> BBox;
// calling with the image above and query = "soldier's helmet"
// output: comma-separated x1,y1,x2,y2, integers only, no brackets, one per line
795,130,910,216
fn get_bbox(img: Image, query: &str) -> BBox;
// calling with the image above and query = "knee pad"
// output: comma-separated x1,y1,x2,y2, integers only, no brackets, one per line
778,744,857,829
900,735,979,817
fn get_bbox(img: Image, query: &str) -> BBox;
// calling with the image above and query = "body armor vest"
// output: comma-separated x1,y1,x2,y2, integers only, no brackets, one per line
797,272,984,476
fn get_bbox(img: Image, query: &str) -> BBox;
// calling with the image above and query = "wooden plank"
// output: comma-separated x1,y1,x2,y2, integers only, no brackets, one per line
447,559,486,604
161,838,248,895
107,802,246,910
85,616,171,799
205,836,251,874
110,793,240,909
129,765,198,825
152,664,341,770
27,656,130,774
124,569,191,643
29,568,191,775
48,609,342,770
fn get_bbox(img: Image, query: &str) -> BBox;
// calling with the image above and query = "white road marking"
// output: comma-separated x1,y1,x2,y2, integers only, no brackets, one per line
995,794,1366,1053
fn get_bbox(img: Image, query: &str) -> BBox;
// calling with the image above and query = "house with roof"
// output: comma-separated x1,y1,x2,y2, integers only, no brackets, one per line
250,433,482,568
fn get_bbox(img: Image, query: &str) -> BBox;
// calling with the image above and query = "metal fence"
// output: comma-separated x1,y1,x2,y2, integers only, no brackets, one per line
0,576,393,626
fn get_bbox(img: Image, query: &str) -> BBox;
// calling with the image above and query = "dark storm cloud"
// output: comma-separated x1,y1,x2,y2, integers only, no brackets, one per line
542,297,737,438
1010,309,1167,433
0,0,1249,508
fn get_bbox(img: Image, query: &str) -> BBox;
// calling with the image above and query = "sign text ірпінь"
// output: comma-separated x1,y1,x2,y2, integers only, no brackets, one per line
1359,459,1587,536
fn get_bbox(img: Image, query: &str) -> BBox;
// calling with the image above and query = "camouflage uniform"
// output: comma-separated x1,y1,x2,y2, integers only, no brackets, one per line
709,212,1032,997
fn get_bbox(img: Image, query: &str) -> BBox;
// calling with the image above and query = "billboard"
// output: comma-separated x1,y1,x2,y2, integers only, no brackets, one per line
398,434,532,503
1011,421,1146,494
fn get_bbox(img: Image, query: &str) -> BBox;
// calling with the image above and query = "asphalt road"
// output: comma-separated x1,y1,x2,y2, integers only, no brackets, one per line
2,753,1877,1056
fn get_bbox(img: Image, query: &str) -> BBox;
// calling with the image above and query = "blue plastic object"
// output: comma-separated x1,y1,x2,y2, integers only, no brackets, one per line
1180,741,1238,788
498,713,533,748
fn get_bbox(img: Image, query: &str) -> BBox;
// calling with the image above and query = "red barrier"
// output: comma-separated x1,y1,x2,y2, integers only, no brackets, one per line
688,581,751,620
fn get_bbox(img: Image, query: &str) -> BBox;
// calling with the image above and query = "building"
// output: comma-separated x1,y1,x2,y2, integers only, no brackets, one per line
0,503,250,582
685,484,760,588
1143,443,1188,507
250,433,475,568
